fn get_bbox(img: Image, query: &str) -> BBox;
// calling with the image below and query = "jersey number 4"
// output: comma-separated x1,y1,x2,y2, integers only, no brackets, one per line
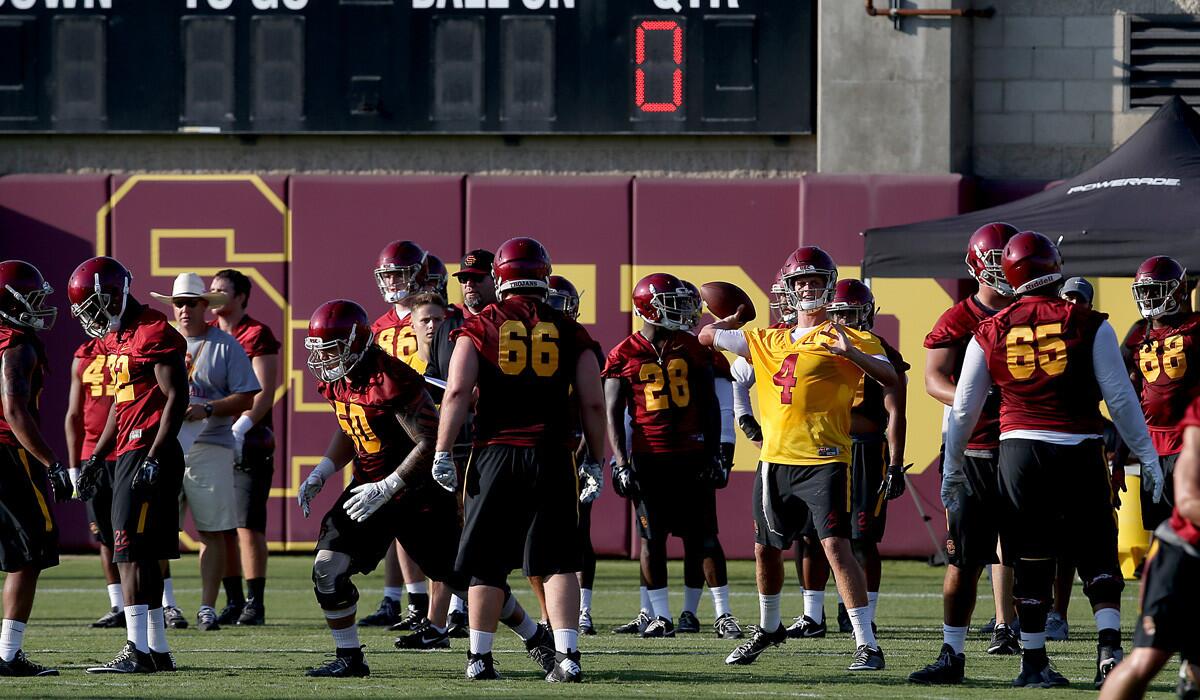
498,321,559,377
1005,323,1067,380
639,359,689,411
1138,335,1187,382
772,353,799,404
82,354,116,398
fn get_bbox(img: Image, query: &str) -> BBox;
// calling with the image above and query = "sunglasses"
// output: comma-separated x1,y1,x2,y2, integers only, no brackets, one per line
173,298,202,309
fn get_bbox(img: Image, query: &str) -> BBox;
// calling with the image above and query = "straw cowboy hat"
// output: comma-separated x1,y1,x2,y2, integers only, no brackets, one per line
150,272,229,307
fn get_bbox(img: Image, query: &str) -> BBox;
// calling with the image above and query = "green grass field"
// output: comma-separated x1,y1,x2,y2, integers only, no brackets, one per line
0,555,1177,698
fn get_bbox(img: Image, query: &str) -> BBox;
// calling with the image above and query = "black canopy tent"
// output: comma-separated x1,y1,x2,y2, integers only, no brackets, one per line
863,97,1200,279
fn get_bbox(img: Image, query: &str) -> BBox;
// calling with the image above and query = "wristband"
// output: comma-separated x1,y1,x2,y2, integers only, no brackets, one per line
381,471,406,492
231,415,255,438
313,457,337,481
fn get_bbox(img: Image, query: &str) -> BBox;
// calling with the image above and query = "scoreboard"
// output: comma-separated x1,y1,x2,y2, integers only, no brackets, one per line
0,0,813,134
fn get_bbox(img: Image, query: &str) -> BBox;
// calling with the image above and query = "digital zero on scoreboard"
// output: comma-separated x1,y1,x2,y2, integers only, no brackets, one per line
0,0,813,134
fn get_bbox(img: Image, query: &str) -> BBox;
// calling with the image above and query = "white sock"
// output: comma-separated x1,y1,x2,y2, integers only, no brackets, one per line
383,586,404,602
683,586,702,616
943,624,968,655
759,593,782,631
451,595,467,613
512,614,539,641
1021,631,1046,650
710,585,731,617
330,625,360,650
639,586,651,614
161,578,176,608
469,629,494,655
0,619,25,662
648,587,671,621
580,588,593,612
867,591,879,620
848,606,877,648
147,608,169,653
405,581,428,595
553,628,578,654
125,604,149,653
1095,608,1120,632
107,583,124,609
803,589,825,622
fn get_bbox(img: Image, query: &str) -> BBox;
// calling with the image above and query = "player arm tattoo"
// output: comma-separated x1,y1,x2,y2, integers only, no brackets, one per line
1,344,58,467
64,357,86,469
1176,425,1200,527
923,346,959,407
882,373,908,466
604,377,629,466
148,355,189,460
393,389,439,485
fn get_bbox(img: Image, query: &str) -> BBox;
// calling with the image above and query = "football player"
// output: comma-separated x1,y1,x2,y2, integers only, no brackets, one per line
909,223,1023,685
940,232,1162,688
701,246,898,671
433,237,607,682
71,256,189,674
0,260,69,677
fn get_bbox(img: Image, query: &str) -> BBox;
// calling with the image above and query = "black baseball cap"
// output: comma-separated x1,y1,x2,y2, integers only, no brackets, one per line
452,249,494,278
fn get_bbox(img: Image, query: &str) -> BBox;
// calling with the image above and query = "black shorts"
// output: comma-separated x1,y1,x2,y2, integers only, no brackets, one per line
577,499,593,551
110,441,185,564
234,449,274,533
1141,453,1178,531
456,444,581,585
317,481,465,589
1133,533,1200,663
998,438,1119,582
945,450,1005,568
753,461,850,549
0,445,59,572
84,459,116,547
850,436,888,544
632,452,719,541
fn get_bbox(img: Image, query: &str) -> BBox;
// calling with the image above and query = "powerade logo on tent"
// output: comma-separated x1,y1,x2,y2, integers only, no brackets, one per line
1066,177,1181,194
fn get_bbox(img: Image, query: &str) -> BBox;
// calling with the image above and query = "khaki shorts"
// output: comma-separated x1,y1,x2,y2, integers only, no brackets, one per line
180,441,237,532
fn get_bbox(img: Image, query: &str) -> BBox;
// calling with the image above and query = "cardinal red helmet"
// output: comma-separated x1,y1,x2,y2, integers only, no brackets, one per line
780,246,837,312
1132,255,1188,320
827,279,876,331
305,299,374,383
493,237,552,297
632,272,698,331
0,260,57,332
67,256,131,339
966,222,1020,296
547,275,581,320
768,268,797,326
374,240,428,304
1002,231,1063,295
424,254,449,300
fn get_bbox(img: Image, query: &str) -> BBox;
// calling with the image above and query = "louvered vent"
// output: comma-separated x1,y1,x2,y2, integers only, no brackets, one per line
1128,16,1200,109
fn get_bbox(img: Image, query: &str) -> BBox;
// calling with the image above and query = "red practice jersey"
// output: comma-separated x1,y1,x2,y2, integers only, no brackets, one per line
974,296,1107,435
74,338,115,459
102,304,188,456
317,348,428,485
1131,313,1200,456
372,308,419,365
852,334,909,433
211,314,281,431
0,325,45,448
925,296,1003,449
452,295,599,448
1172,396,1200,545
603,331,715,456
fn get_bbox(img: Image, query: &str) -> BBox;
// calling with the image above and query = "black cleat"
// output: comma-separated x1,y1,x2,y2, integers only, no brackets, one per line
390,604,426,632
1013,652,1068,688
714,613,744,640
987,623,1021,655
395,622,450,650
613,610,652,635
357,597,401,628
237,598,265,626
466,652,500,680
305,647,370,678
86,641,156,674
677,610,700,634
446,610,469,638
389,615,429,633
91,606,125,629
725,624,786,665
163,606,188,629
837,602,853,634
848,644,886,671
1095,645,1123,689
1178,668,1200,700
0,650,59,677
578,608,595,636
785,614,827,639
196,607,221,631
642,616,675,638
908,644,964,684
151,650,177,673
525,623,557,673
216,601,243,626
546,650,582,683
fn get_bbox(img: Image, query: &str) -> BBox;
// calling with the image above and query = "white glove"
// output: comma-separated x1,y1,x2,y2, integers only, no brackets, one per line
578,459,603,504
299,457,336,518
68,466,81,499
344,471,404,522
1141,461,1165,504
941,468,973,514
231,415,254,465
432,451,457,493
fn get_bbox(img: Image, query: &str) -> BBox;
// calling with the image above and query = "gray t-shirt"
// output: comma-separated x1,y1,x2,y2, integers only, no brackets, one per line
185,327,261,448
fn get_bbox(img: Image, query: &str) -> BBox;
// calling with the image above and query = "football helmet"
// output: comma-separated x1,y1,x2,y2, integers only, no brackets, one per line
1002,231,1063,295
780,246,837,312
424,253,449,300
827,278,875,331
0,260,56,331
632,272,698,331
547,275,581,320
768,268,797,326
966,222,1020,296
67,257,131,338
374,240,428,304
1132,255,1188,320
493,237,552,297
305,299,374,383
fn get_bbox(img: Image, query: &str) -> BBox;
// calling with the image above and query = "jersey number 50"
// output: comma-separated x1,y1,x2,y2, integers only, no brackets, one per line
1005,323,1067,380
498,321,559,377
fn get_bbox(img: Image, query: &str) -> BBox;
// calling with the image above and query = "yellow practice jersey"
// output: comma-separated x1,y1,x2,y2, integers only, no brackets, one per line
400,350,428,375
744,323,885,466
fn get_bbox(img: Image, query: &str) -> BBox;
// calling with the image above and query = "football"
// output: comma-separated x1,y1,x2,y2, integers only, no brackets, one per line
700,281,757,323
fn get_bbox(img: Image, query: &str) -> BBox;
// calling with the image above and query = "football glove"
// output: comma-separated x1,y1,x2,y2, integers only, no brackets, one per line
738,414,762,442
432,451,458,493
578,459,603,504
76,455,103,501
344,471,404,522
1142,460,1165,504
298,457,335,518
611,462,639,500
880,463,910,501
701,444,735,489
940,468,972,514
231,415,254,472
131,455,160,492
47,461,73,502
